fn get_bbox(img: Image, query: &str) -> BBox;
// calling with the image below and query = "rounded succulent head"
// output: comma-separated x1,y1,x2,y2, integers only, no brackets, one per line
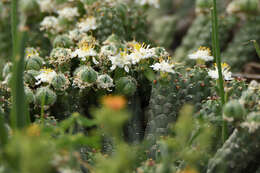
115,76,137,96
223,100,246,123
35,87,57,106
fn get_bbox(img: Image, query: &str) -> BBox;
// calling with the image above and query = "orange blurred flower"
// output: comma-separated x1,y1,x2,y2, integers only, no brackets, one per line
102,95,127,111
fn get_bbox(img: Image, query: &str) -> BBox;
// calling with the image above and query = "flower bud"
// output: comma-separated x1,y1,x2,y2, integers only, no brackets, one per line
97,74,114,90
78,66,98,83
25,55,44,71
223,100,245,122
35,87,57,105
115,76,137,96
25,87,35,104
53,35,73,48
51,73,69,91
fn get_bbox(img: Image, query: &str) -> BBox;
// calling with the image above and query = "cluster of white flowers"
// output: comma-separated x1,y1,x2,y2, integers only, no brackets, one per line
109,50,131,73
135,0,160,8
150,60,175,74
40,16,61,34
77,17,98,33
208,63,233,81
188,46,214,62
108,42,156,73
128,42,155,64
72,41,99,64
35,68,57,85
57,7,79,21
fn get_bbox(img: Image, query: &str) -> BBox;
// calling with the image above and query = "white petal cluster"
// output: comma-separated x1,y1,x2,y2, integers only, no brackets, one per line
72,43,97,62
35,68,57,85
77,17,98,32
127,42,155,64
109,51,131,73
40,16,60,34
188,47,214,62
208,63,233,81
57,7,79,21
97,74,114,90
150,60,175,74
135,0,160,8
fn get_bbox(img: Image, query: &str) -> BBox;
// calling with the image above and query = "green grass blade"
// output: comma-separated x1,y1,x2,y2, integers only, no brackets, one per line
251,40,260,58
10,0,30,129
0,111,8,147
211,0,227,143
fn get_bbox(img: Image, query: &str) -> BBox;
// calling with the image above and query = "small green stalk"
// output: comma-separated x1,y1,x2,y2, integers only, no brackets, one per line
251,40,260,58
41,95,46,125
211,0,227,143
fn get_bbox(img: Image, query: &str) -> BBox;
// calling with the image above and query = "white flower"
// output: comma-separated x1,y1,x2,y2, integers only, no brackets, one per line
77,17,97,32
37,0,56,13
150,60,175,74
109,50,131,73
57,7,79,21
188,46,214,62
40,16,60,34
25,47,39,58
136,0,160,8
72,42,97,62
208,63,233,81
128,42,155,64
35,68,57,85
97,74,114,90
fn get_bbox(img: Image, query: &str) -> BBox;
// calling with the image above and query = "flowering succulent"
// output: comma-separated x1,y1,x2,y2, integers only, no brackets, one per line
208,63,233,81
150,60,175,74
188,46,214,62
35,68,57,85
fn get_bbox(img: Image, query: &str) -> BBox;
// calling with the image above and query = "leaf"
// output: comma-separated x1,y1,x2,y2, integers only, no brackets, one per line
251,40,260,58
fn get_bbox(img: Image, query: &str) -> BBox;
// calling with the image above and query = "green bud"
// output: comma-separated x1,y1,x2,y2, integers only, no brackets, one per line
115,76,137,96
25,87,35,104
35,87,57,106
78,66,98,83
97,74,114,90
51,73,69,91
53,35,73,48
25,55,44,71
223,100,245,122
2,62,12,79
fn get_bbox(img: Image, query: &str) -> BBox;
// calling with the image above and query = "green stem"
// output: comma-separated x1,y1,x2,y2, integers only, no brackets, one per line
41,95,46,125
211,0,227,143
251,40,260,58
10,0,30,129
